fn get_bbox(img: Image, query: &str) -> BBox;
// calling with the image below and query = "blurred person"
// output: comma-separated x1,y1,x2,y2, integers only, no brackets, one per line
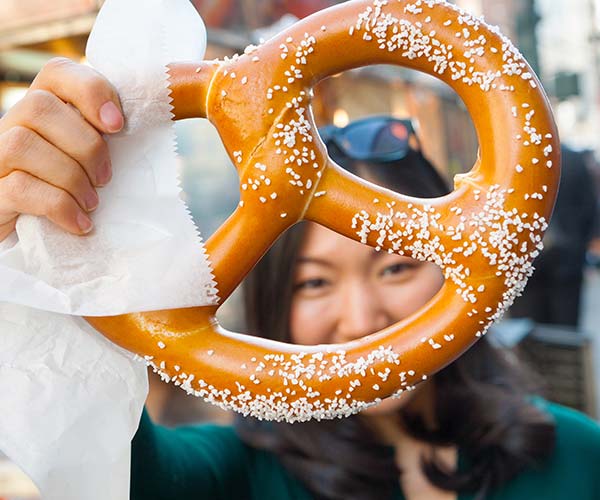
510,145,598,327
1,62,599,500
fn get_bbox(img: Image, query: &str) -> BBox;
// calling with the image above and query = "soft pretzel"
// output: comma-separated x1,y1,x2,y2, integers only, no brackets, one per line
86,0,560,422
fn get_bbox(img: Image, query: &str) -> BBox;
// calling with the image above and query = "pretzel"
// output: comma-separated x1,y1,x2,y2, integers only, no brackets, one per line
86,0,560,422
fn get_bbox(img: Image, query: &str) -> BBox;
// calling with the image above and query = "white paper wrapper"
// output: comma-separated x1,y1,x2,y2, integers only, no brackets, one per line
0,0,216,498
0,304,148,500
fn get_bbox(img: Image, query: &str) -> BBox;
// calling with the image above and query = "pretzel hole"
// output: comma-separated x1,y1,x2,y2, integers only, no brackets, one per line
174,118,240,236
312,66,478,192
242,219,447,347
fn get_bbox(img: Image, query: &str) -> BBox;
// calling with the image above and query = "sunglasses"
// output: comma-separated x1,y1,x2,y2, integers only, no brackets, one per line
319,116,421,162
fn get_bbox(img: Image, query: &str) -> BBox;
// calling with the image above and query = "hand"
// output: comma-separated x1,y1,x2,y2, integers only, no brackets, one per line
0,57,124,243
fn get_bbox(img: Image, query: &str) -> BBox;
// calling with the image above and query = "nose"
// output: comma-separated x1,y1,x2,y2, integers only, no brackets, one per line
335,280,391,343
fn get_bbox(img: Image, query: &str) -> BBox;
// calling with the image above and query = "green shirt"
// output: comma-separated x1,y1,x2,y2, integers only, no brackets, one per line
131,400,600,499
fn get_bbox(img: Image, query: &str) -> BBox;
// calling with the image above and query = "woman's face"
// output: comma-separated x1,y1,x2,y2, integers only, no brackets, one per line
289,222,445,415
290,222,444,345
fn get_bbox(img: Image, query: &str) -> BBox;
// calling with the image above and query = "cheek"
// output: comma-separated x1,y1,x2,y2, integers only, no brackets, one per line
418,265,445,302
289,298,334,346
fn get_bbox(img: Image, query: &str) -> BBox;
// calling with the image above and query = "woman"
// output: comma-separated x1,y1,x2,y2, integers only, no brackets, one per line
130,118,600,500
0,61,599,500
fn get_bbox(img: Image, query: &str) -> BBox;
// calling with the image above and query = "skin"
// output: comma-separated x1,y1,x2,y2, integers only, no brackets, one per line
290,221,457,500
0,57,123,244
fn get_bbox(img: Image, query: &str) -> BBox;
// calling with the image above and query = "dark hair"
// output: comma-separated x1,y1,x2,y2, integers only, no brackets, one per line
237,141,555,500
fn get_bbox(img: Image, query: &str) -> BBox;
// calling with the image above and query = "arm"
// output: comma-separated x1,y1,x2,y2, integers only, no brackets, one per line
131,409,250,500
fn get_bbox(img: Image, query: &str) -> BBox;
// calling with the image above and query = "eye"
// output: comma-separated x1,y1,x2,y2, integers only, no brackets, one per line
380,262,416,277
293,278,330,292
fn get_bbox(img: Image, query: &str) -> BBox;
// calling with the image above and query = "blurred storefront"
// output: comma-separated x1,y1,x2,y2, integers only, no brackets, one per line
536,0,600,152
0,0,478,172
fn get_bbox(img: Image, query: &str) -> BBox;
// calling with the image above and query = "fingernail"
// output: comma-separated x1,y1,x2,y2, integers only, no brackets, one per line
99,101,123,133
97,160,112,186
85,190,99,212
77,212,94,233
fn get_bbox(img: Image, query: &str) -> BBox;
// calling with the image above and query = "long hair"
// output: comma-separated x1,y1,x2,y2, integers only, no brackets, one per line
237,143,556,500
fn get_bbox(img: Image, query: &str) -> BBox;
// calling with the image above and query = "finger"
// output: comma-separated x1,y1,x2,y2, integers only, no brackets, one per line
0,219,17,243
0,126,100,213
30,57,124,134
2,89,112,187
0,171,93,236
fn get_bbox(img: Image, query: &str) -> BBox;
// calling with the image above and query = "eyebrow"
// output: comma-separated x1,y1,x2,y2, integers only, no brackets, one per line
295,256,336,268
296,250,388,268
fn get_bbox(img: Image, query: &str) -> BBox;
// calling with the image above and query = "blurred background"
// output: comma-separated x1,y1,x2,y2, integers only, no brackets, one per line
0,0,599,497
